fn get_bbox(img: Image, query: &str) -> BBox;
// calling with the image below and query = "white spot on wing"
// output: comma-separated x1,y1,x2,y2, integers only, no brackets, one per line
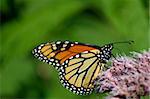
56,63,60,66
83,51,88,53
75,54,79,58
71,44,74,46
38,46,41,49
56,41,61,44
75,42,78,44
63,44,67,47
50,59,54,61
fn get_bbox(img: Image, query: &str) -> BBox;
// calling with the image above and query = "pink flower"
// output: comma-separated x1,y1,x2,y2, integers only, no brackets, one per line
93,49,150,99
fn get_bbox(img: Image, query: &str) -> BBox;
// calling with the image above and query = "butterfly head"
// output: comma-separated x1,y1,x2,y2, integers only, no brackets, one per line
99,44,113,62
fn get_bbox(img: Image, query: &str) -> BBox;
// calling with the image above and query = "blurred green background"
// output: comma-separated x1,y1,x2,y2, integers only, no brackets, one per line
0,0,149,99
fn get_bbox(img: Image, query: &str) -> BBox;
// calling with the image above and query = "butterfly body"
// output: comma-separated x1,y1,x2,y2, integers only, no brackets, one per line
32,40,113,95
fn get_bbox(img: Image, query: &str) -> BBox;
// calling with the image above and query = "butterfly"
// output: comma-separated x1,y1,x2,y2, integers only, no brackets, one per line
32,40,114,95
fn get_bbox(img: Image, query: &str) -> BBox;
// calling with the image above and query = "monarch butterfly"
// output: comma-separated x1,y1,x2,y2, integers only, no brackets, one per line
32,40,133,95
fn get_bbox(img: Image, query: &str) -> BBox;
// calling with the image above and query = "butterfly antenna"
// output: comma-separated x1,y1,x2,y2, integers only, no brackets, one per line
114,47,122,54
111,40,134,45
110,40,134,54
111,54,117,60
110,40,134,61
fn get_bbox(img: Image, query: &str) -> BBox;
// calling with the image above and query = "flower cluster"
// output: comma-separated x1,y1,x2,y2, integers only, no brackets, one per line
93,49,150,99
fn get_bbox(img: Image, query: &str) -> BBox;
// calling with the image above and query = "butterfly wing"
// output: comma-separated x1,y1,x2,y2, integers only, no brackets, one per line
32,40,113,95
59,49,106,95
32,41,97,71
